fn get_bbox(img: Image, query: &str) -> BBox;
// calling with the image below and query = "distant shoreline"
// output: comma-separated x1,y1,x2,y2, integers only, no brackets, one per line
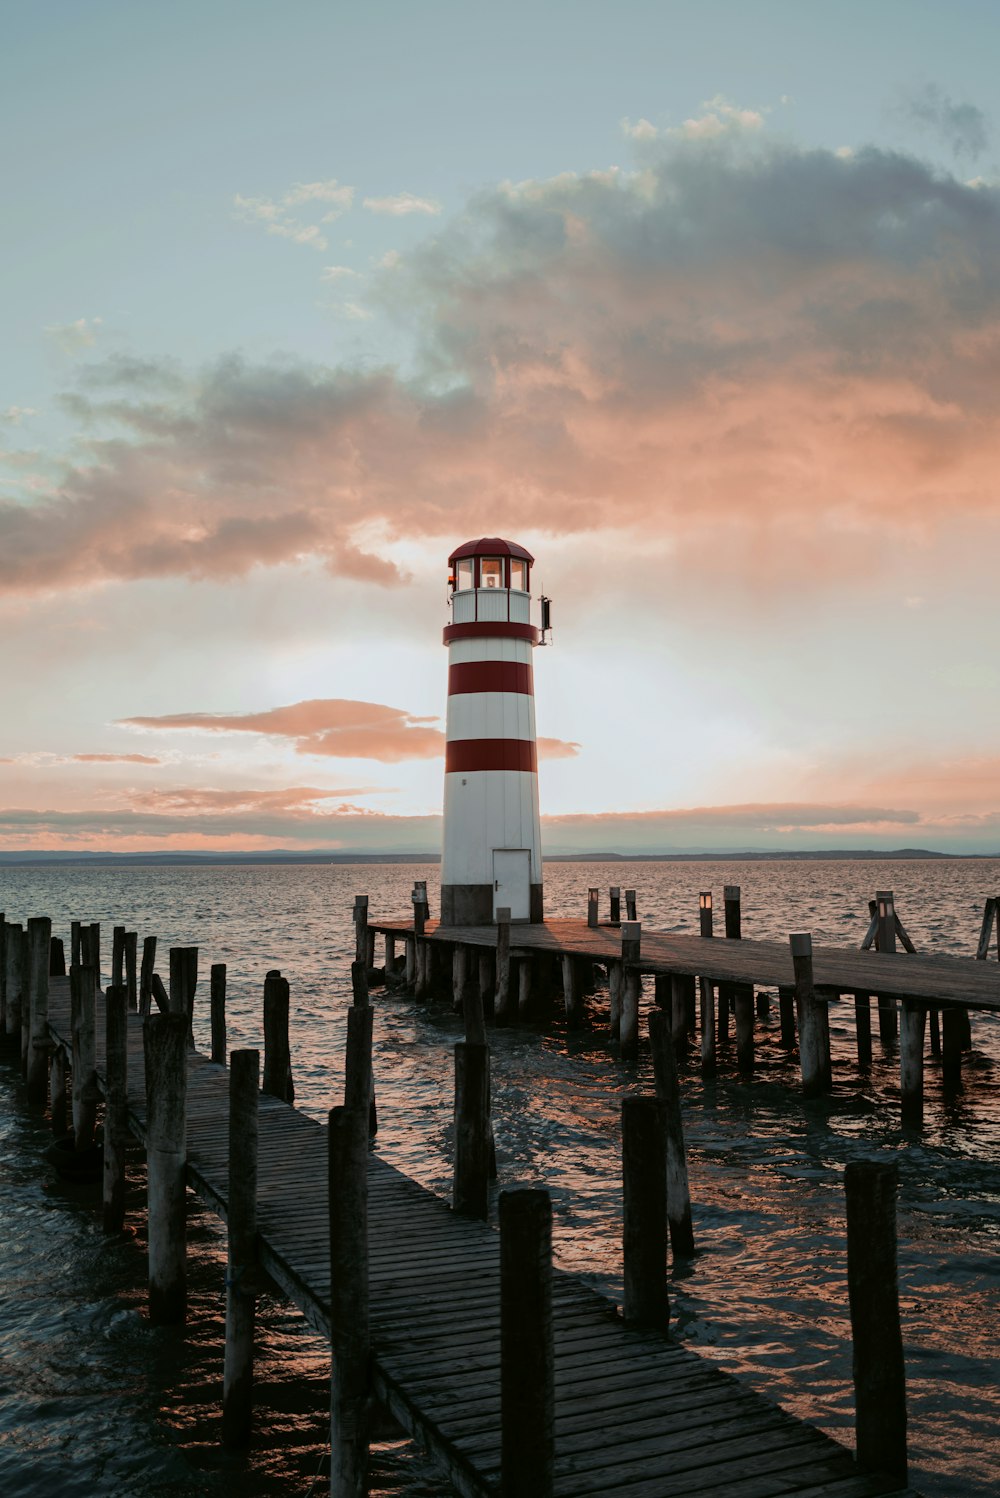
0,847,996,867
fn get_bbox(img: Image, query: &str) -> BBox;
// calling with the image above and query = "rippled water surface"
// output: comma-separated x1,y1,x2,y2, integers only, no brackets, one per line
1,859,998,1496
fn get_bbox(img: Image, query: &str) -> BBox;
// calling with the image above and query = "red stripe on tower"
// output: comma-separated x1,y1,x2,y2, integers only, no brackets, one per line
448,661,534,696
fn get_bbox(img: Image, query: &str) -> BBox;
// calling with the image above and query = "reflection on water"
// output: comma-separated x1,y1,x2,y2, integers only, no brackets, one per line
1,859,998,1496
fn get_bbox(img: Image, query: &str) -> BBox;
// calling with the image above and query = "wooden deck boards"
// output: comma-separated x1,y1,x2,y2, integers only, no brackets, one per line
44,977,920,1498
373,918,1000,1010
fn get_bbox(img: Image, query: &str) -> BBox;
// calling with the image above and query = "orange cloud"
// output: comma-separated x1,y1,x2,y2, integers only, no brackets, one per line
72,752,162,765
4,137,1000,596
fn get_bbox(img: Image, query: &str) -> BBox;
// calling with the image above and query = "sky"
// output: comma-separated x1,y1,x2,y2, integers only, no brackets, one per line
2,0,1000,856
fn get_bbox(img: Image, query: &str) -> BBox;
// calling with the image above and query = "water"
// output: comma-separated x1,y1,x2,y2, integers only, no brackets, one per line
1,859,998,1496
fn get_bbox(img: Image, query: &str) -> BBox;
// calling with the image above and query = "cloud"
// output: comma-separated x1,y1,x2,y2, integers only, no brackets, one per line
2,407,37,425
899,84,990,161
537,737,581,759
320,265,362,282
45,318,102,353
363,192,441,216
233,180,354,251
621,117,658,142
120,697,447,762
71,752,162,765
666,95,765,141
7,129,1000,596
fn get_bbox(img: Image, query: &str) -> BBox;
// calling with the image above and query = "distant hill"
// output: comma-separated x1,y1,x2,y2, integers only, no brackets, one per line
0,846,995,866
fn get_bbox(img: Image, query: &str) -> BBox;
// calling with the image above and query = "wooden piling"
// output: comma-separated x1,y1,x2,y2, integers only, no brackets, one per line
587,887,599,928
50,1045,68,1136
328,1102,370,1498
478,949,496,1020
778,984,796,1048
0,915,6,1032
561,952,583,1027
941,1005,964,1086
875,891,899,1044
927,1005,941,1058
103,983,128,1234
150,973,170,1014
344,1002,374,1120
734,983,754,1076
210,963,227,1065
124,932,138,1010
854,991,873,1068
494,908,513,1022
609,887,621,927
622,1095,669,1332
223,1049,259,1448
353,894,370,964
112,925,126,988
670,973,691,1054
648,1010,695,1259
143,1012,188,1324
620,922,641,1060
845,1160,907,1483
723,884,741,939
26,916,51,1106
4,920,23,1043
608,959,623,1040
500,1187,554,1498
262,970,294,1103
404,934,416,992
517,956,533,1019
625,889,637,922
140,935,156,1016
899,999,925,1126
452,944,468,1013
791,934,831,1097
71,963,98,1149
49,935,66,977
453,1041,490,1219
70,919,81,969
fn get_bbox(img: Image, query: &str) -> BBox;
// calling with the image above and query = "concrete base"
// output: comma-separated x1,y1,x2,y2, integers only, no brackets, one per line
441,883,544,925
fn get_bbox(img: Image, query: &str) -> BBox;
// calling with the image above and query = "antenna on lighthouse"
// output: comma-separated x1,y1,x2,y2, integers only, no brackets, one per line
539,595,553,646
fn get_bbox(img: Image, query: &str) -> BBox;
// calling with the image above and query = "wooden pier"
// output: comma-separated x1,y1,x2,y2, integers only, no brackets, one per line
20,964,922,1498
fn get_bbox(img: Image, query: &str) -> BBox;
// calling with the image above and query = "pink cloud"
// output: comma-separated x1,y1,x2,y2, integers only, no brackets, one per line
72,752,162,765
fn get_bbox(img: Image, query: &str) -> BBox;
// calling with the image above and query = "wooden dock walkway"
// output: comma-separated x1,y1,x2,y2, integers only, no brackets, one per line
43,974,921,1498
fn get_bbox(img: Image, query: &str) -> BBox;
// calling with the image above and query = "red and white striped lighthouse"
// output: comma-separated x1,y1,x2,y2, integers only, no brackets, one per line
441,538,548,925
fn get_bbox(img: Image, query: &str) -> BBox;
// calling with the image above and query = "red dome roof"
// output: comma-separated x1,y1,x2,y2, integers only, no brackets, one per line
448,537,534,564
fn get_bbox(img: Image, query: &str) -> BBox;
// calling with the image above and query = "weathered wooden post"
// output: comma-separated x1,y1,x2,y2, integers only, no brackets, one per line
609,886,621,927
151,973,170,1014
698,892,715,1074
622,1095,669,1332
723,883,741,940
353,894,369,964
854,991,873,1068
451,944,468,1013
624,888,637,922
790,934,831,1097
561,952,583,1027
620,923,641,1060
183,946,199,1045
70,919,81,969
124,931,138,1010
112,925,126,988
262,970,293,1103
0,915,6,1032
734,984,754,1077
899,999,926,1126
845,1160,907,1483
140,935,156,1015
50,1046,68,1136
223,1048,260,1448
27,916,51,1106
587,887,599,928
210,963,227,1065
494,908,513,1022
517,955,533,1018
608,959,623,1040
669,973,691,1054
349,960,377,1138
49,935,66,977
404,933,416,992
86,922,102,989
699,889,713,939
328,1102,370,1496
4,919,23,1045
143,1012,188,1323
103,983,128,1234
500,1187,554,1498
478,949,496,1020
453,1041,490,1219
648,1010,695,1258
875,890,899,1044
778,984,796,1048
941,1005,964,1086
72,963,98,1149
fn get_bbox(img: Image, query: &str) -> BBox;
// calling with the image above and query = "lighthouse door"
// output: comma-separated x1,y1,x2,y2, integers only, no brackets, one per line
493,849,531,922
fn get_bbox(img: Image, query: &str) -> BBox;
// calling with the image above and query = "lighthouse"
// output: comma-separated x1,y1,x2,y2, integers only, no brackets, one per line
441,538,548,925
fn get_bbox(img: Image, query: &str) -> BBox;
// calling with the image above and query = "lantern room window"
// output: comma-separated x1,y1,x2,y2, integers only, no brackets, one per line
510,558,527,591
481,557,504,589
455,558,474,591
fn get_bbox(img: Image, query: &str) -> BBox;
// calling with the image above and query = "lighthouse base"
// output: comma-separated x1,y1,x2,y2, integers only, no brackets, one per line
440,883,544,926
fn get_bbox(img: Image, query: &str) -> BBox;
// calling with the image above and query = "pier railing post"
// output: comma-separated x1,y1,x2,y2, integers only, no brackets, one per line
5,920,24,1048
494,908,513,1022
72,962,99,1149
622,1095,669,1331
103,983,129,1234
625,888,637,922
124,931,138,1009
210,963,227,1066
0,915,7,1032
453,1041,490,1219
620,923,641,1060
500,1187,554,1498
223,1048,259,1448
70,919,81,969
112,925,126,988
262,970,294,1103
49,934,66,977
647,1010,695,1258
697,893,715,1075
845,1159,907,1483
352,894,369,965
27,916,51,1106
328,1102,370,1496
790,933,831,1096
143,1012,188,1324
140,935,156,1016
344,989,376,1140
587,887,599,928
609,886,621,927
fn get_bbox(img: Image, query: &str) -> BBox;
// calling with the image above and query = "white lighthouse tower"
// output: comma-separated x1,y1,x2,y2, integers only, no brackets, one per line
441,537,548,925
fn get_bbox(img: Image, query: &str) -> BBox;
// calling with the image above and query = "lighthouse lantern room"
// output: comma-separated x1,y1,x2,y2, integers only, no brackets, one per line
441,537,546,925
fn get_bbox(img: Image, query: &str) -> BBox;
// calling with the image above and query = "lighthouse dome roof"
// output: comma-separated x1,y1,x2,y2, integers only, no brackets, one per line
448,537,534,564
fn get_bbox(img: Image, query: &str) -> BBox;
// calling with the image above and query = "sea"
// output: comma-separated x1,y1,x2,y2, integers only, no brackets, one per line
0,858,997,1498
